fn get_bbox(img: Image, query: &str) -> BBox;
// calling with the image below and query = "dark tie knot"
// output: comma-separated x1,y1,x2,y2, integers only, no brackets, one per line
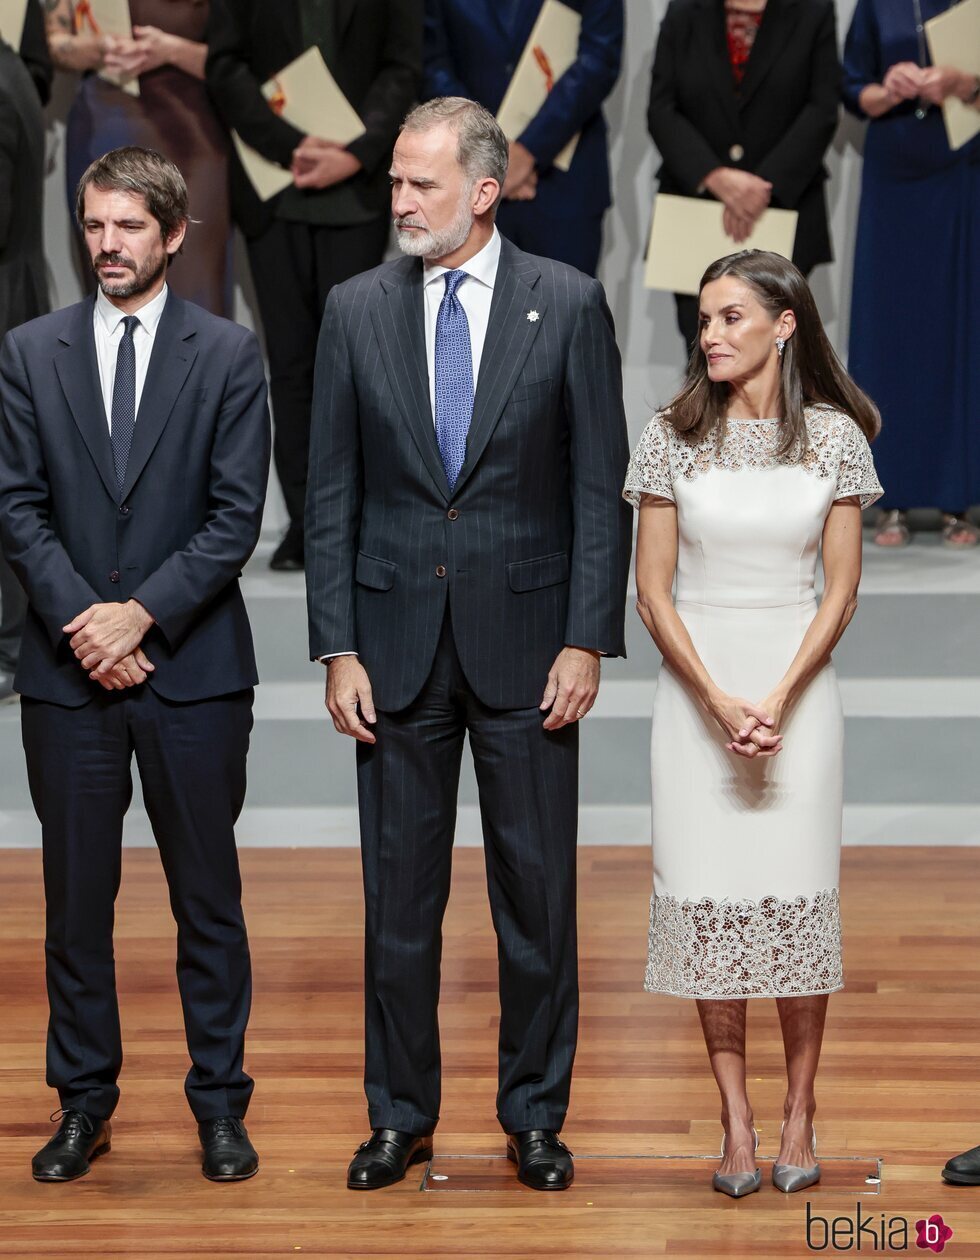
121,315,140,338
442,270,467,301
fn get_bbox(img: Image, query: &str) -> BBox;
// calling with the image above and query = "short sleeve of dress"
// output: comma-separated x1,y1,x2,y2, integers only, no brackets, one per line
835,417,883,508
623,413,675,508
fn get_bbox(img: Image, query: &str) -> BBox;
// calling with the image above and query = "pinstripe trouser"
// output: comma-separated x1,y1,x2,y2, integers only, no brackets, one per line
356,611,580,1135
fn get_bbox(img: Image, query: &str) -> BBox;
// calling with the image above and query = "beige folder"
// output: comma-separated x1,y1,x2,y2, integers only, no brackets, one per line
643,194,799,295
496,0,581,173
0,0,29,52
73,0,140,97
925,0,980,151
232,46,366,202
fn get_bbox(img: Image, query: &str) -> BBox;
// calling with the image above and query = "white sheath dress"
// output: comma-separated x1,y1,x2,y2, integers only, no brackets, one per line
623,405,882,999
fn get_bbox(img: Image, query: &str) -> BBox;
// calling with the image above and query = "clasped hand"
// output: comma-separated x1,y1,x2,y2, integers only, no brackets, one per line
63,600,155,691
710,691,785,760
291,137,362,190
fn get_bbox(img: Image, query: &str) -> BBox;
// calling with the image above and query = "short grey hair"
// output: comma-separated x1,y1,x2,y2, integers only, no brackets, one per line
401,97,509,207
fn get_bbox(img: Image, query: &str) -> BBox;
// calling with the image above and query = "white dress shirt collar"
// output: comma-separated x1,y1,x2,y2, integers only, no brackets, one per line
423,227,501,293
95,282,170,336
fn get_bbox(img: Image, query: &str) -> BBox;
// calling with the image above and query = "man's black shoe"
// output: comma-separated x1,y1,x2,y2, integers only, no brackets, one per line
943,1145,980,1185
199,1116,259,1182
506,1129,574,1190
269,525,304,571
347,1128,433,1190
32,1109,111,1182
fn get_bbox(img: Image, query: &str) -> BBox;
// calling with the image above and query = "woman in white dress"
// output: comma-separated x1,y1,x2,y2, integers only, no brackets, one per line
624,251,882,1197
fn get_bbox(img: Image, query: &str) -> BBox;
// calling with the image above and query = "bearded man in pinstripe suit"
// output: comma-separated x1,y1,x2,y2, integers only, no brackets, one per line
306,97,632,1192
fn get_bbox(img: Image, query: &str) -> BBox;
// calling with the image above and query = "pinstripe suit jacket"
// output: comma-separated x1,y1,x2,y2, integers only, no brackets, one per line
305,234,632,712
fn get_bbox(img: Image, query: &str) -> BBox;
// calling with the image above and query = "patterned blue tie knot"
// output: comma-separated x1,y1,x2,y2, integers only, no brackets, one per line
443,269,467,300
121,315,140,336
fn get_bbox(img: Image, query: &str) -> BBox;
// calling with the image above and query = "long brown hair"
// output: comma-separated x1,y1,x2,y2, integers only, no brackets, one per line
664,250,880,459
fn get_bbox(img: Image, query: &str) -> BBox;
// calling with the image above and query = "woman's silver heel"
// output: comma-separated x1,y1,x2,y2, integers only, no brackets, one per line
712,1126,762,1198
772,1122,820,1193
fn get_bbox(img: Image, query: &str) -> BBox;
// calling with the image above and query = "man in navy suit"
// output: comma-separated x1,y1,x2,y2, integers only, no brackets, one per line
423,0,623,277
307,99,631,1191
0,147,270,1184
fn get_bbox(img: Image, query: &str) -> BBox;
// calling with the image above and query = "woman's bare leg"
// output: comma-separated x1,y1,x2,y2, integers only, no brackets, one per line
774,994,829,1165
696,998,756,1174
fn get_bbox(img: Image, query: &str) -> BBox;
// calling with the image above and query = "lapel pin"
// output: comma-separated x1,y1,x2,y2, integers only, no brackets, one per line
526,309,540,323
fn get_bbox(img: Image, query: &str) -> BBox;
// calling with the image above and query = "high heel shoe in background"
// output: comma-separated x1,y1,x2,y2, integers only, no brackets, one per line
712,1127,761,1198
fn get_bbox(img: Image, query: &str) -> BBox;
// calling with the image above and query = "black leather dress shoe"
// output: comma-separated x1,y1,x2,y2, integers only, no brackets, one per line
269,526,304,572
943,1144,980,1185
506,1130,574,1191
347,1128,433,1190
32,1109,111,1182
199,1117,259,1182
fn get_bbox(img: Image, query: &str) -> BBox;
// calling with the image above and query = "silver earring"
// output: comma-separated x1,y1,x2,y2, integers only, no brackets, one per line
776,337,786,357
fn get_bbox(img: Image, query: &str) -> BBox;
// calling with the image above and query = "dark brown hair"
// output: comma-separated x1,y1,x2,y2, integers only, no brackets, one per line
75,146,189,247
664,250,880,458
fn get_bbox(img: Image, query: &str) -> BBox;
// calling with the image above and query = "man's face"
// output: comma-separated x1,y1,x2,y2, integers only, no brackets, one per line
81,186,184,300
390,124,481,260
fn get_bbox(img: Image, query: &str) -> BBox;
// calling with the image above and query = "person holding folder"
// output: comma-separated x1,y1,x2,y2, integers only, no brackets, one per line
424,0,623,278
206,0,422,572
647,0,840,352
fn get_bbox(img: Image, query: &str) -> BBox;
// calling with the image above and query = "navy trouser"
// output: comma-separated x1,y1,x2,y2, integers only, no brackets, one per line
21,685,254,1122
357,613,580,1135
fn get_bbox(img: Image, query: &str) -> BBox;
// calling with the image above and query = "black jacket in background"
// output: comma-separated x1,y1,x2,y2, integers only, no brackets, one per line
17,0,53,107
648,0,840,275
0,42,48,337
205,0,422,239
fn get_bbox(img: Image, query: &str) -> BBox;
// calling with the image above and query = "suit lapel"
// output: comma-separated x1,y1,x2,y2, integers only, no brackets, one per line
53,299,119,505
119,293,197,502
451,240,545,499
371,260,451,502
737,0,794,110
703,0,741,124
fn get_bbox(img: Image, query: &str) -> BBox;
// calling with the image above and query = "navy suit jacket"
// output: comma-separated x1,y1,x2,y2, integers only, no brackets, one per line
0,293,271,707
423,0,622,220
305,235,633,712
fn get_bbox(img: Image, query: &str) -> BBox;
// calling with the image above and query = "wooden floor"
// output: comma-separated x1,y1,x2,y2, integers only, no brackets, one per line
2,845,980,1258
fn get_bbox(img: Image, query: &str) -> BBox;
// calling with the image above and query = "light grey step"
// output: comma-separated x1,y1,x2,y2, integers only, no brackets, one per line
2,702,978,808
3,804,980,848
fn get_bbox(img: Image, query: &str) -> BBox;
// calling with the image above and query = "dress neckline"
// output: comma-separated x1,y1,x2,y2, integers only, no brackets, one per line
726,417,783,424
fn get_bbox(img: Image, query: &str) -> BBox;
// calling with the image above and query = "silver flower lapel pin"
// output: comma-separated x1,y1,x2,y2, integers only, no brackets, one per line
526,309,540,323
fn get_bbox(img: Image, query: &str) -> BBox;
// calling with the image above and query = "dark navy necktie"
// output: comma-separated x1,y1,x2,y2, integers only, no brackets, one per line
434,270,474,491
110,314,140,492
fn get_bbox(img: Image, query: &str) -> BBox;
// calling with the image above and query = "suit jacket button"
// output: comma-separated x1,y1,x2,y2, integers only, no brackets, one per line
435,564,447,578
109,570,120,583
120,505,130,515
447,508,459,520
729,143,745,162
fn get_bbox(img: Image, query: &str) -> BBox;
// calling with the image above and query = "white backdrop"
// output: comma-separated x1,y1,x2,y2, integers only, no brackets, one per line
39,0,865,468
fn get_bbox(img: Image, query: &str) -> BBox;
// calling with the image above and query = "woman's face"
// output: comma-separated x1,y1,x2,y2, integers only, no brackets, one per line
699,275,792,386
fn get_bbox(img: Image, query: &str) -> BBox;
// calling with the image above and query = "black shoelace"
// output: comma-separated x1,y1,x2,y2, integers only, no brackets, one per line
207,1117,246,1143
50,1108,94,1139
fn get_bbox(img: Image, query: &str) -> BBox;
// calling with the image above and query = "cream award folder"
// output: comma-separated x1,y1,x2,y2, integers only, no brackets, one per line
232,46,366,202
925,0,980,151
644,194,799,295
496,0,581,173
74,0,140,97
0,0,29,52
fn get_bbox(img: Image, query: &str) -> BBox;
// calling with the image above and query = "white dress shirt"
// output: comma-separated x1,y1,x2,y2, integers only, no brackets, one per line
93,284,169,431
422,227,501,420
320,231,502,663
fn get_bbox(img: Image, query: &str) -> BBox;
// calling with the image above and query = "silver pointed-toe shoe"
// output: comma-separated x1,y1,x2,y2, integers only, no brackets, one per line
772,1123,820,1193
712,1128,762,1198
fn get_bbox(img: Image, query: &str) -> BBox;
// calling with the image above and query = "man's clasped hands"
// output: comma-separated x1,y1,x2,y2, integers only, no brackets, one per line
62,600,156,691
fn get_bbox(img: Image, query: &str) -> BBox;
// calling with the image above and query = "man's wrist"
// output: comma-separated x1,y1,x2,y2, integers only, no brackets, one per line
128,599,155,634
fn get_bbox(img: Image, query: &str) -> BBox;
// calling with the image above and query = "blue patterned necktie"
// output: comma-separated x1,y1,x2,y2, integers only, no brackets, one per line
110,315,140,491
434,270,474,491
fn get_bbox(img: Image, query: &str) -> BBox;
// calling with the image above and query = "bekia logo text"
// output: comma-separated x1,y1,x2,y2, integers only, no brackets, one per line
806,1203,954,1252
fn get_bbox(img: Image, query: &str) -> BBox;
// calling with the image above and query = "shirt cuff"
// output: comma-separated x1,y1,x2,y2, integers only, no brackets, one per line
318,652,358,663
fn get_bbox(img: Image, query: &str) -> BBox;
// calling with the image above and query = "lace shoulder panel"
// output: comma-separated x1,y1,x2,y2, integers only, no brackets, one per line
815,407,884,510
623,411,675,507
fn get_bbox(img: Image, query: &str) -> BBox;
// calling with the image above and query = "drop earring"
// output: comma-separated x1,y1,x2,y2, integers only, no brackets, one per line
776,337,786,357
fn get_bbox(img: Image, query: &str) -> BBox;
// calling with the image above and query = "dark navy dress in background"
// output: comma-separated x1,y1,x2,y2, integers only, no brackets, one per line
843,0,979,511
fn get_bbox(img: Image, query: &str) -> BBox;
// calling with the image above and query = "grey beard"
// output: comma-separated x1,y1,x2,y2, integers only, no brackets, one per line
395,200,474,260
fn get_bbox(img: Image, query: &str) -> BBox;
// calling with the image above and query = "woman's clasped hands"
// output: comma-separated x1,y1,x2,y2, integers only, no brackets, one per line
710,691,786,760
